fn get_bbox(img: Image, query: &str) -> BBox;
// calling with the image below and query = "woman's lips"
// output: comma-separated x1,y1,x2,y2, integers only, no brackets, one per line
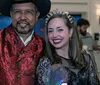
53,39,62,44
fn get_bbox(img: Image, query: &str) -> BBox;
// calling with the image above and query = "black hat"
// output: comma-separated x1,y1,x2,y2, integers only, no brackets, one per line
0,0,51,18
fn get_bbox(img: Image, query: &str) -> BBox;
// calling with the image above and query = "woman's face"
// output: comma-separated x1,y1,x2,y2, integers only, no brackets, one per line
47,18,73,49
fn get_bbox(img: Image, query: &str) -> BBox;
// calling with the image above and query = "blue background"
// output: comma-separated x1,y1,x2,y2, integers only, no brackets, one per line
0,14,81,38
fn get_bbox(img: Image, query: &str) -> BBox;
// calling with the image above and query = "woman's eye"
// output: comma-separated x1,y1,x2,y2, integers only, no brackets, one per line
48,30,53,33
58,29,63,32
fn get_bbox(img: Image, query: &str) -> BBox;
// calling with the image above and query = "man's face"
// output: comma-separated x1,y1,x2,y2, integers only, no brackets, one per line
79,25,89,36
10,2,40,34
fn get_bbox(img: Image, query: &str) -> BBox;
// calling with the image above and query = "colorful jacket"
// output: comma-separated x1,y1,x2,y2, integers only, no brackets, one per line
0,25,44,85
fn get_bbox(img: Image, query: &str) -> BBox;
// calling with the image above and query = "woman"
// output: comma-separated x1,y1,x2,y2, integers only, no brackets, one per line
36,9,100,85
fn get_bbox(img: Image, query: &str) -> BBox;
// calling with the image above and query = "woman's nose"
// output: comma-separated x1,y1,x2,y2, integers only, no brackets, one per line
53,32,58,37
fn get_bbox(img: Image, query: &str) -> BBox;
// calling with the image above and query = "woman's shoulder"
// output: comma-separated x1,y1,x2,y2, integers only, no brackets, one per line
38,57,51,66
36,57,51,85
82,53,93,67
83,53,91,63
37,56,51,73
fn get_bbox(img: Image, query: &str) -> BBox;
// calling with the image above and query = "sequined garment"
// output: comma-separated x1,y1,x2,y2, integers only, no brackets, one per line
0,26,43,85
37,55,100,85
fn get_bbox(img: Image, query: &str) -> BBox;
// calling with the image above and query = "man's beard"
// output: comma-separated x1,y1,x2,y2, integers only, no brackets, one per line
80,30,86,36
13,24,33,34
15,20,33,34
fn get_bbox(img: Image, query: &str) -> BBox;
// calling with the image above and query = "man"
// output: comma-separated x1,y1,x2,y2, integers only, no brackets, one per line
77,18,100,72
0,0,51,85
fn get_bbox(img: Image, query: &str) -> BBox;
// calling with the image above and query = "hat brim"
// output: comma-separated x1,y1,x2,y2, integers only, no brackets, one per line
0,0,51,18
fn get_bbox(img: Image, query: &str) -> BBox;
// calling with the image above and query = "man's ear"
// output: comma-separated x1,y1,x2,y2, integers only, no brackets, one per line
10,11,13,17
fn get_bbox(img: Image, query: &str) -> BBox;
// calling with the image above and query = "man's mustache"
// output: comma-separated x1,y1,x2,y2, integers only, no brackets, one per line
17,20,28,24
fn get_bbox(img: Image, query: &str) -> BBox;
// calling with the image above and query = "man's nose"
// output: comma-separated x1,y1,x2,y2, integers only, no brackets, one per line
20,12,26,20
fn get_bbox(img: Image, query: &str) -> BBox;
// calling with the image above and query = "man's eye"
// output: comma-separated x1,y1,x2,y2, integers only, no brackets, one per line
26,10,34,14
13,10,21,13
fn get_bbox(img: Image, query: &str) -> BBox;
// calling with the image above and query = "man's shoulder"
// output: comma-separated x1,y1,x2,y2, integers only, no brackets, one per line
86,32,91,36
0,27,6,33
80,32,92,38
34,34,45,44
34,33,43,39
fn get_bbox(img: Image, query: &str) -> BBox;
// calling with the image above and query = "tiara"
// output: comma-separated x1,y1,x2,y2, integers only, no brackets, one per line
45,9,74,24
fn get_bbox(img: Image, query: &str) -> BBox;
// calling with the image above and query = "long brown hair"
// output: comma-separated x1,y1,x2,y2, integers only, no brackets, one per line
44,10,87,69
